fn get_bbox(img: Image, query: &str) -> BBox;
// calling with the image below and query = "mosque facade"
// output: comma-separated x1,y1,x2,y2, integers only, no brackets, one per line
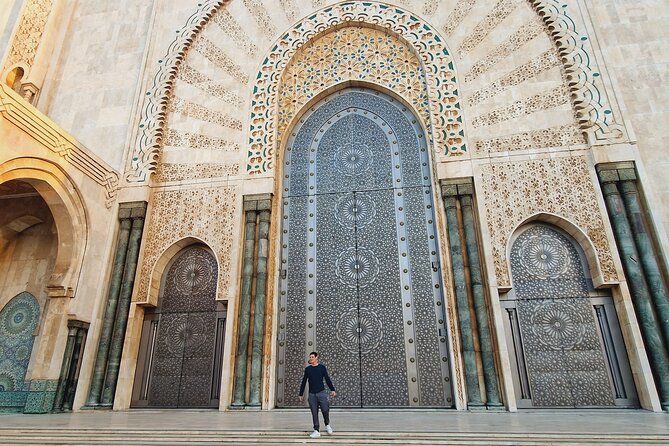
1,0,668,413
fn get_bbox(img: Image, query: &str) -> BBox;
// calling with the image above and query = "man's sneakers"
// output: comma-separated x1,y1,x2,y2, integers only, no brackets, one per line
309,427,332,438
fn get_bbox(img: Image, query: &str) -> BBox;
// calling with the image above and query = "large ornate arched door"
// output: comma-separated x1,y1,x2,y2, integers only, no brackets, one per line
277,88,452,408
131,245,225,408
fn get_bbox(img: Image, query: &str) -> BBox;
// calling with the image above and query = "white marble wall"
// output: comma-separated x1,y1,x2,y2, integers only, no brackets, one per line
584,0,669,253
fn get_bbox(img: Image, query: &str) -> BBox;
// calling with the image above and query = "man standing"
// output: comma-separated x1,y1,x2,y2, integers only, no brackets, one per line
298,351,336,438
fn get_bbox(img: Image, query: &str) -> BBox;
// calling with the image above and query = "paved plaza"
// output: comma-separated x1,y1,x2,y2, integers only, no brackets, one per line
0,409,668,445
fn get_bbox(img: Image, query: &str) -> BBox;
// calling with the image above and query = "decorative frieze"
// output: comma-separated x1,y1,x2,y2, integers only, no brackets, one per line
168,97,242,130
422,1,439,16
280,0,300,21
153,163,239,183
458,0,520,55
468,49,560,106
474,124,584,154
176,65,243,106
193,37,249,84
464,21,544,83
211,9,258,57
442,0,478,37
242,0,276,39
471,85,570,128
163,128,240,152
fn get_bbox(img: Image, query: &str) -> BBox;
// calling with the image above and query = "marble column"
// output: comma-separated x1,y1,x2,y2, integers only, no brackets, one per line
249,202,271,406
100,204,146,406
63,326,86,411
54,321,88,412
443,191,482,406
461,194,503,407
231,205,258,407
619,178,669,349
599,174,669,409
85,214,131,407
53,325,78,411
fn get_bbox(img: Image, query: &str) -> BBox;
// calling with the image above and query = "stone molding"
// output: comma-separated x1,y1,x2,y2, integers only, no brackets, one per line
528,0,627,145
127,0,225,183
0,83,119,207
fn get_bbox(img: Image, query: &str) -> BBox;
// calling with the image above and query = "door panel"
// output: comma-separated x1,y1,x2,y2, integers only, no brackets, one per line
133,246,222,408
506,224,633,408
277,88,451,407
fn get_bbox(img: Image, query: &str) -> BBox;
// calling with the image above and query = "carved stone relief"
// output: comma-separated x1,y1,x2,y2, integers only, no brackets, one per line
134,186,239,304
478,156,617,286
247,1,465,175
277,26,430,143
3,0,52,71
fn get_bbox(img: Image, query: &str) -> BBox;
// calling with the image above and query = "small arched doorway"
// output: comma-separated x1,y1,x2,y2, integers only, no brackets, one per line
502,223,637,408
131,244,225,408
276,88,452,408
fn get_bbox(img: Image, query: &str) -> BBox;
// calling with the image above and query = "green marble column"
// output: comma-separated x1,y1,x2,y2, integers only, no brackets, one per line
63,326,86,411
619,179,669,349
461,194,502,407
249,203,271,407
85,214,132,407
101,205,146,406
443,194,482,406
600,179,669,409
52,326,78,411
232,207,258,407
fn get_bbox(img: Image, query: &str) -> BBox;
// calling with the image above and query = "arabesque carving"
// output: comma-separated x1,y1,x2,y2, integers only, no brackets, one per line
135,186,239,303
3,0,52,71
247,1,466,174
277,26,430,144
529,0,627,144
478,155,617,286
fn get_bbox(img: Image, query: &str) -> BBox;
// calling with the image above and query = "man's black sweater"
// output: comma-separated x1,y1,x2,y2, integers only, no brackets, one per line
299,364,335,395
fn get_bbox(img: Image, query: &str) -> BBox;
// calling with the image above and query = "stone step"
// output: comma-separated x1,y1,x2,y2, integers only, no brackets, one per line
1,429,668,445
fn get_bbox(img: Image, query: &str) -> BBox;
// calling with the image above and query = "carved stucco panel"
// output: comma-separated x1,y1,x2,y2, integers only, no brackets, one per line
135,186,239,303
277,26,430,144
478,156,617,286
3,0,52,71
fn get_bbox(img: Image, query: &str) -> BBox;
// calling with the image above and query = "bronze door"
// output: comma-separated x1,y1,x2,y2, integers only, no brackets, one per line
277,89,451,407
132,246,225,408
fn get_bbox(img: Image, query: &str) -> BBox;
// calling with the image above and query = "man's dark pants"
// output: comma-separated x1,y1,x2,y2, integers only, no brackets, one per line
308,390,330,431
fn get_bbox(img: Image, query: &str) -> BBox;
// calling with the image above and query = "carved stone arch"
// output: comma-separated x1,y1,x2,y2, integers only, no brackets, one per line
0,157,88,298
505,212,609,291
127,0,624,180
143,237,220,308
527,0,626,144
246,1,465,175
275,24,434,155
128,0,464,182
